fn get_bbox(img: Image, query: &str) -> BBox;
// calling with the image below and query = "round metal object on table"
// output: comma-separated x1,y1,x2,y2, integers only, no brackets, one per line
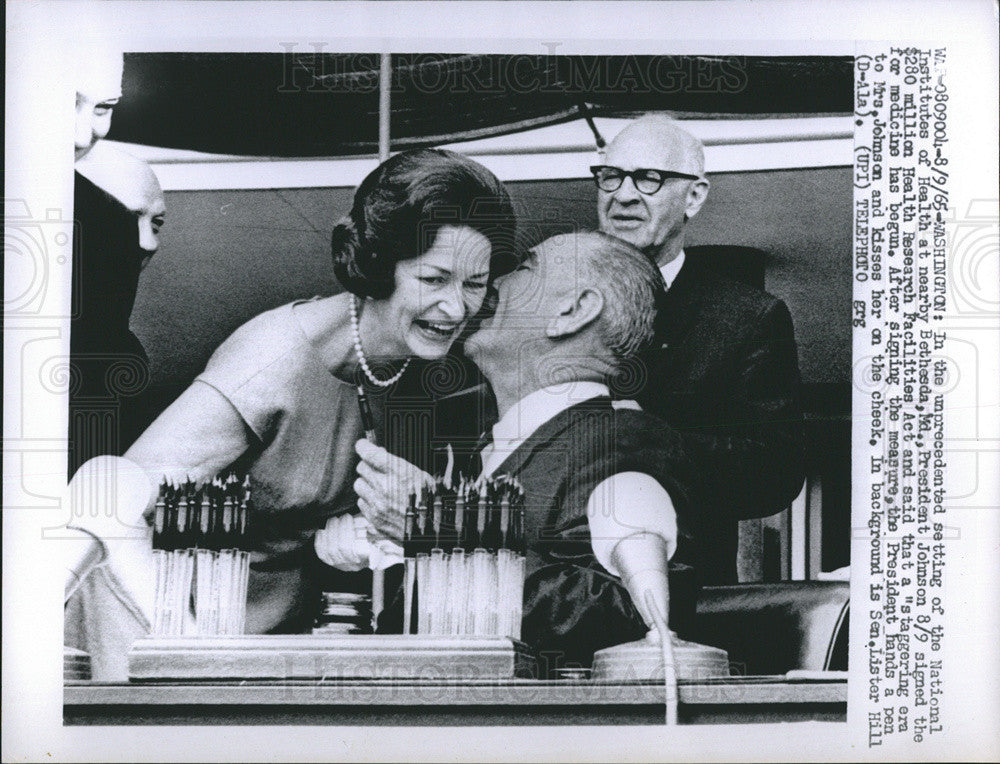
553,667,592,681
591,636,730,682
313,592,373,635
321,592,370,605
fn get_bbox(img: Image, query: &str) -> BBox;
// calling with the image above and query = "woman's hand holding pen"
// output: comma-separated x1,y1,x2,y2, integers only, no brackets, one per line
354,438,433,543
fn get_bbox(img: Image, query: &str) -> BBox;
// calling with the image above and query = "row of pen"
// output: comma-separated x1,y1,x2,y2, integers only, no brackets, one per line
151,473,253,637
403,474,527,640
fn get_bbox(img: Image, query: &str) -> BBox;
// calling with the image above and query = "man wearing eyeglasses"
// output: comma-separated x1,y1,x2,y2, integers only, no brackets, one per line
593,115,804,585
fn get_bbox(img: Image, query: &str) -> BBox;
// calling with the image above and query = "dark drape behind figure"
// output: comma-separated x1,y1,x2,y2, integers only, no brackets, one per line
68,172,154,476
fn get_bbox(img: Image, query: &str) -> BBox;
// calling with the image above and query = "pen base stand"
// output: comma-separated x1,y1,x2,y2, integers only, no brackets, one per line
64,646,92,681
128,634,537,681
591,636,731,682
152,549,250,637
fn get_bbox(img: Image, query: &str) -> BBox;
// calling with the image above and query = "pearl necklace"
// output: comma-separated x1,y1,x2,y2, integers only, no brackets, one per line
349,294,410,387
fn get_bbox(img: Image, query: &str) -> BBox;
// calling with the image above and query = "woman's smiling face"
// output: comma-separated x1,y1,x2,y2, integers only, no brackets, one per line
376,224,493,360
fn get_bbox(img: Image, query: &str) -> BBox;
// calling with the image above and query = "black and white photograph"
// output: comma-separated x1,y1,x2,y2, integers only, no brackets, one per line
4,1,998,761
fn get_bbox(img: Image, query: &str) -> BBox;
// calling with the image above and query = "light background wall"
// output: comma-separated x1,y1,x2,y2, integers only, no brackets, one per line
132,166,852,392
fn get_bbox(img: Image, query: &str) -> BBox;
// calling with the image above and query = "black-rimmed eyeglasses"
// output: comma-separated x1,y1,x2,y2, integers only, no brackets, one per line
590,165,700,195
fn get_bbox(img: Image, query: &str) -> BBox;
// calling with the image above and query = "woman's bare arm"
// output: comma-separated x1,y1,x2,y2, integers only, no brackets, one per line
125,380,253,488
65,381,253,604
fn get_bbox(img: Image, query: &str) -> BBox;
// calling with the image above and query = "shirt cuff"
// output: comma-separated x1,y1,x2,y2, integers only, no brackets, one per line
64,456,156,542
587,472,677,577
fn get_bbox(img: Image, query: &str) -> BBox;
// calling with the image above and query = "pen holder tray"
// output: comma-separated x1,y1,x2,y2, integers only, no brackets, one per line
128,634,536,681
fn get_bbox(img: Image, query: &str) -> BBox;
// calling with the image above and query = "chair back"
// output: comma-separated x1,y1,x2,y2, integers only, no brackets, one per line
692,581,849,675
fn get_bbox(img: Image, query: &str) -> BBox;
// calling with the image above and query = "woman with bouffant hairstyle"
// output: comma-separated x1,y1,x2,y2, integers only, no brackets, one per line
65,149,516,675
332,148,517,298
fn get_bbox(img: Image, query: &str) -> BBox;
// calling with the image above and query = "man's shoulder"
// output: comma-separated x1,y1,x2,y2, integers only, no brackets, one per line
562,400,680,450
664,262,792,349
610,405,681,445
555,402,692,498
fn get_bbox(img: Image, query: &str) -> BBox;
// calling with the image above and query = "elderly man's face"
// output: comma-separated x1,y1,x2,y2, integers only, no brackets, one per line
75,140,166,267
75,54,123,161
136,181,167,265
597,127,700,259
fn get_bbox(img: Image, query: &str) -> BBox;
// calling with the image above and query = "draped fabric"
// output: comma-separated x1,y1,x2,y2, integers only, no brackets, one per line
109,54,853,156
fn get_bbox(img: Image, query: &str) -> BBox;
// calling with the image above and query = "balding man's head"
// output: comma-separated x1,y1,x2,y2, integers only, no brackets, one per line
612,115,705,176
597,114,710,266
76,142,166,262
466,230,663,384
575,231,664,361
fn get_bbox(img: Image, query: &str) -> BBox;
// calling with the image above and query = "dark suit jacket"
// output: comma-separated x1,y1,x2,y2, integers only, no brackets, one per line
378,394,699,668
69,173,153,474
624,256,805,585
498,396,699,665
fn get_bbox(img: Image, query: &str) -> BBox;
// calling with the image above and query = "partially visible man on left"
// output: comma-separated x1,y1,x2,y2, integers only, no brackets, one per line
70,50,164,473
76,141,166,270
75,48,123,162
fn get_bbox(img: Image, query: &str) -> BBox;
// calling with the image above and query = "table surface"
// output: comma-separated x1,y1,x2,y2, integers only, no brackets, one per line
64,675,847,725
66,675,846,706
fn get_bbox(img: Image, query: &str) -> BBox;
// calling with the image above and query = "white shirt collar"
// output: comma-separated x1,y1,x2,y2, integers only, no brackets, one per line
480,381,610,477
659,250,686,291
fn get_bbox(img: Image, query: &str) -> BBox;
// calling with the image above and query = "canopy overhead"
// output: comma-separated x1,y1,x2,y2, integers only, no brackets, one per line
109,54,853,157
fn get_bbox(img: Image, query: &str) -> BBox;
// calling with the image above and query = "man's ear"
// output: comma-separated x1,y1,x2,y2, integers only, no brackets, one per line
685,176,710,221
546,287,604,339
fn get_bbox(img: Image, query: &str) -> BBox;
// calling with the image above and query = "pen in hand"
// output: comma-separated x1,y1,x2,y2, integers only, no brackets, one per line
356,384,377,443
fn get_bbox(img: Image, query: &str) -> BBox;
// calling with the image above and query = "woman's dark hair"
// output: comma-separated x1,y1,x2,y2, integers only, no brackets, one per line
332,148,518,299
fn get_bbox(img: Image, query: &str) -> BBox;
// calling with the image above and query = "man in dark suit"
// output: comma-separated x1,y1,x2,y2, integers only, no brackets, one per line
74,142,169,460
69,170,150,475
594,115,804,585
69,54,166,475
355,232,699,667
